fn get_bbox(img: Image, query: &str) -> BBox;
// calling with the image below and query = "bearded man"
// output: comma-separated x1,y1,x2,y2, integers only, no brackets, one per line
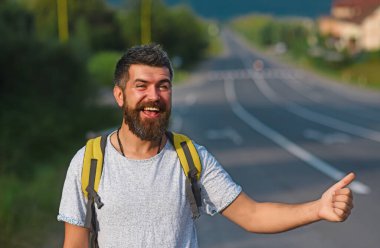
58,44,354,248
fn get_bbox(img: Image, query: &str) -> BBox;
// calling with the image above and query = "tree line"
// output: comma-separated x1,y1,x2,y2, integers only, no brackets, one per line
0,0,213,246
0,0,211,177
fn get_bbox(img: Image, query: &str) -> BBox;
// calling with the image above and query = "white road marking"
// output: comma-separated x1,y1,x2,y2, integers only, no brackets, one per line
206,127,243,145
285,78,380,122
251,72,279,102
309,92,324,103
236,49,380,142
204,69,300,81
175,93,198,115
284,78,324,102
185,94,198,106
171,93,198,133
224,78,370,194
303,129,351,145
286,103,380,142
252,70,380,143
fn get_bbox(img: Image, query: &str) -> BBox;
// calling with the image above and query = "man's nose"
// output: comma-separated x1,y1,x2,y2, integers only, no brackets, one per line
147,86,160,101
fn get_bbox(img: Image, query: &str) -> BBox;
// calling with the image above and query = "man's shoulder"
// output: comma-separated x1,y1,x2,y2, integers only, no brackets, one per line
191,141,210,158
72,146,86,162
66,146,86,175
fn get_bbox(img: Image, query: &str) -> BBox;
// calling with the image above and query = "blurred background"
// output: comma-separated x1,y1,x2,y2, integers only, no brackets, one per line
0,0,379,247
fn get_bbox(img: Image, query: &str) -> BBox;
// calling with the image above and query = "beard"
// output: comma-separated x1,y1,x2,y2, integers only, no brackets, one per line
123,99,170,141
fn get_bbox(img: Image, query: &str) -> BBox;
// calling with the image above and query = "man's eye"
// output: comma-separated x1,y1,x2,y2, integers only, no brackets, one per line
159,84,171,90
136,84,146,89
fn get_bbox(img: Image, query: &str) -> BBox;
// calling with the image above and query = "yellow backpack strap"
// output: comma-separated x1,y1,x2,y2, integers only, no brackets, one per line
81,135,106,198
82,135,107,245
166,131,202,219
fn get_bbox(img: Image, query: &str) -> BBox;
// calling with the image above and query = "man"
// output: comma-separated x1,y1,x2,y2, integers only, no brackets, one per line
58,44,354,247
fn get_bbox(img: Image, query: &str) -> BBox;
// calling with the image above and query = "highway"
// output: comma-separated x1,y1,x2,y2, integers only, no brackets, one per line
172,30,380,248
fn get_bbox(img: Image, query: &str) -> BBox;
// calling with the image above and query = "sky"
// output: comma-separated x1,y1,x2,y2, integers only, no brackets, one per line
108,0,332,20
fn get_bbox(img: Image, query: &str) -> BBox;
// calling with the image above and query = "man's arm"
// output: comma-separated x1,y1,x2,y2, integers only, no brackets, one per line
63,223,89,248
221,173,355,234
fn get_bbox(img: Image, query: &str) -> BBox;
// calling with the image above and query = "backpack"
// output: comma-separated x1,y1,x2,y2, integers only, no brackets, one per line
81,131,202,247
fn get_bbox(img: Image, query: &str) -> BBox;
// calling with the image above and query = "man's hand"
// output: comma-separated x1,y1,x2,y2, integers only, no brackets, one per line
222,172,356,233
318,172,355,222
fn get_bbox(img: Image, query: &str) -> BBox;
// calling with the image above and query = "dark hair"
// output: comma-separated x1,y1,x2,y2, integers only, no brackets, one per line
114,44,173,88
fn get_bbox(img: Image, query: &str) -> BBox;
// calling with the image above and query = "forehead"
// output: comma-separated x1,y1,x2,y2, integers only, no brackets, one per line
128,64,171,81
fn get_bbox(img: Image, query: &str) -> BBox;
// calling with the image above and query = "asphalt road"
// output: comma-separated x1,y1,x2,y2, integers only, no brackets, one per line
171,30,380,248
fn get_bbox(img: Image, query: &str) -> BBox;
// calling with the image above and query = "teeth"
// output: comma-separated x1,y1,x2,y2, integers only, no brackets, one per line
144,107,159,112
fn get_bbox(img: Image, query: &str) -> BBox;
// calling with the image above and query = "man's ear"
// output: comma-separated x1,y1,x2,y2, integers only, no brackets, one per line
113,86,124,108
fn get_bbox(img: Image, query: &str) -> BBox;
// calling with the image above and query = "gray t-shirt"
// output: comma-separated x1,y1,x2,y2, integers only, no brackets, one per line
58,135,242,247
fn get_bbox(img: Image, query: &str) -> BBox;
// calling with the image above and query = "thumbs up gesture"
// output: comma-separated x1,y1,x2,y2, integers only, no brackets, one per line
318,173,355,222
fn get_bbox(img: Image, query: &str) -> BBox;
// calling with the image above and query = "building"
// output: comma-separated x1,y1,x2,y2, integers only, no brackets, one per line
318,0,380,52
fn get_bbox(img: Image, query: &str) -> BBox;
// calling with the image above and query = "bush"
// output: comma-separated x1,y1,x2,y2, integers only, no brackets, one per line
0,39,91,176
88,51,122,87
0,1,93,177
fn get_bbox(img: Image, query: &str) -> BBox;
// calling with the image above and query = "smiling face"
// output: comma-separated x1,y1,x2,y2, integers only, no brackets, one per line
114,64,172,141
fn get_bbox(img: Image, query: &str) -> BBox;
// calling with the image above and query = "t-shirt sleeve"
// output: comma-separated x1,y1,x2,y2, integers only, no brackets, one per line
57,147,87,226
196,144,242,216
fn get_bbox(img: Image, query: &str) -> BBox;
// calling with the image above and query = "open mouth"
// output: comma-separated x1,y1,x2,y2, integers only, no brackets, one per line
141,106,161,118
144,107,160,112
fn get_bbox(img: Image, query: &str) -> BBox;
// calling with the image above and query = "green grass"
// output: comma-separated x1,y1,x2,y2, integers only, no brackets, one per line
0,161,67,247
341,61,380,89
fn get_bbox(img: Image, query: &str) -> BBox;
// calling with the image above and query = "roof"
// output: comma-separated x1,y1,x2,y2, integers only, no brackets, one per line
332,0,380,24
333,0,380,7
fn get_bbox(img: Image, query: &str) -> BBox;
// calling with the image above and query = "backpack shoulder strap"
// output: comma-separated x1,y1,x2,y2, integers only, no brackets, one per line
166,132,202,179
166,131,202,219
82,134,107,248
81,135,107,198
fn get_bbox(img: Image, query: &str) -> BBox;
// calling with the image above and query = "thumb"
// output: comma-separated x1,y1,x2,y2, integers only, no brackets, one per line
330,172,356,191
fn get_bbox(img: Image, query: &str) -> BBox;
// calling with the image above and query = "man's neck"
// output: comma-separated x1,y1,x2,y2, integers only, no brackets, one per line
110,125,165,159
